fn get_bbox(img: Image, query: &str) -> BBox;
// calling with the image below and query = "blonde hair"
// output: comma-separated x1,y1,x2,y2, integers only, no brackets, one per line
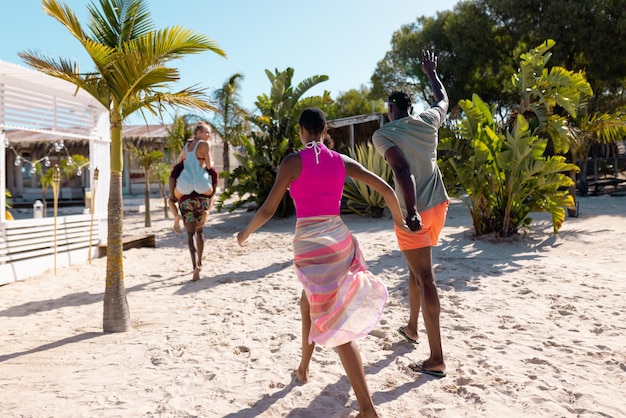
193,121,210,137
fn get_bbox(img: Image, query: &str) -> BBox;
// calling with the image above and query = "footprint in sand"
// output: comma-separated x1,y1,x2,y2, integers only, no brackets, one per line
233,345,250,356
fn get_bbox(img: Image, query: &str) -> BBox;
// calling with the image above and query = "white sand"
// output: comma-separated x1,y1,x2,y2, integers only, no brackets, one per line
1,195,625,418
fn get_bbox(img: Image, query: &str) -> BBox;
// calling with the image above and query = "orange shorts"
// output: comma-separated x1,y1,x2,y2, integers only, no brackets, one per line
394,200,449,251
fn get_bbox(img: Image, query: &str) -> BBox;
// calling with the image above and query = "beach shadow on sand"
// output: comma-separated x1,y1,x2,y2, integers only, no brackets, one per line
0,278,175,317
221,341,429,417
173,259,294,295
0,332,103,363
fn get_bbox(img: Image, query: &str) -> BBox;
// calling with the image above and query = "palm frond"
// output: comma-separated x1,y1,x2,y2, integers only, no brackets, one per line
88,0,153,46
42,0,88,44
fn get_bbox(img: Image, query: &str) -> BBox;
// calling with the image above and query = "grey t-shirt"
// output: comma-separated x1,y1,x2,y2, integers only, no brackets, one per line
372,106,449,213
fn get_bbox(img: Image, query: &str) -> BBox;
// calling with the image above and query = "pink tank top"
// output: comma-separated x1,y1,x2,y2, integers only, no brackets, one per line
289,142,346,218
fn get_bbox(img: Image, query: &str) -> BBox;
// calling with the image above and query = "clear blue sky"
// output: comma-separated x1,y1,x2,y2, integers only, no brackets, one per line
0,0,458,125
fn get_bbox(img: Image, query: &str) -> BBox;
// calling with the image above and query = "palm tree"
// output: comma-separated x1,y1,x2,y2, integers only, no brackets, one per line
127,144,163,227
19,0,225,332
218,67,331,217
570,112,626,196
210,73,249,174
36,154,88,216
165,115,190,162
154,162,172,219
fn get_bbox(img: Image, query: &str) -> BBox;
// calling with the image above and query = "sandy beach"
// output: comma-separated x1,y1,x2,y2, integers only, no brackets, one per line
1,195,625,418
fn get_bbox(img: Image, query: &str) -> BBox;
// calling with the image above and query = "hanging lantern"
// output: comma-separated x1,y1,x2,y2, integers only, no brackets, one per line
14,156,21,166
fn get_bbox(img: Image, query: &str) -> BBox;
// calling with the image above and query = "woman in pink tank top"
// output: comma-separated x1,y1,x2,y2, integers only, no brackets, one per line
237,108,412,418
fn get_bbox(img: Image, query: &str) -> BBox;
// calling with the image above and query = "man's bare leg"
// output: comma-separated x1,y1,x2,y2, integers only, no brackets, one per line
400,269,421,343
183,220,201,282
195,226,205,270
403,246,445,371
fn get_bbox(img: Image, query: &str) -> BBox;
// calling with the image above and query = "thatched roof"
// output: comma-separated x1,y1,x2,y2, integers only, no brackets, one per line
4,125,170,148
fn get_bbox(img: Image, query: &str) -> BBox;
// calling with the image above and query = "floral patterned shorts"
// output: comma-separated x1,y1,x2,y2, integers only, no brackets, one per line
178,195,210,224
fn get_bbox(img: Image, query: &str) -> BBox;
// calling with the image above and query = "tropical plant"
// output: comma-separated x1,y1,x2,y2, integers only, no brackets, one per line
512,40,593,155
154,162,172,219
218,67,331,217
569,111,626,196
36,154,89,215
19,0,225,332
342,142,394,218
127,144,163,227
441,94,578,237
510,39,594,215
165,115,190,162
36,164,55,215
5,190,13,220
210,73,249,174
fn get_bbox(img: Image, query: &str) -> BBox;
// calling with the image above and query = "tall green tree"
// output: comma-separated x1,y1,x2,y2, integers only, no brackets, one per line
371,2,516,114
334,85,386,119
372,0,626,115
218,68,331,217
19,0,225,332
154,162,172,219
210,73,249,174
479,0,626,113
127,144,163,227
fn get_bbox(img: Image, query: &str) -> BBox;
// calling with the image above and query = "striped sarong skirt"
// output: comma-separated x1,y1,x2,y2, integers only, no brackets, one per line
293,216,388,347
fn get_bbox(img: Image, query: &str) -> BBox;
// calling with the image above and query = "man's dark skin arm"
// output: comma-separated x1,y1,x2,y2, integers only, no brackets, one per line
383,50,448,231
384,147,422,231
422,49,449,113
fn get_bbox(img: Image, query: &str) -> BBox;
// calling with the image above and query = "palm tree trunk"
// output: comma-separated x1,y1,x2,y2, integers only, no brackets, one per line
144,172,151,227
103,171,130,331
223,140,230,173
104,119,130,332
42,187,48,217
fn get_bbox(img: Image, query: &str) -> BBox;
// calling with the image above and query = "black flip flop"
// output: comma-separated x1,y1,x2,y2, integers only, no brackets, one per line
409,362,447,378
397,327,419,345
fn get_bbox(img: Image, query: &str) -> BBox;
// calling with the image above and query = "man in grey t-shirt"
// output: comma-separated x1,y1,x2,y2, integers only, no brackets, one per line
372,50,450,378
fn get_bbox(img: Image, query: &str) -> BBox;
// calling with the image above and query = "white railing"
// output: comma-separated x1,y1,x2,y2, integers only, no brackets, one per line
0,214,100,284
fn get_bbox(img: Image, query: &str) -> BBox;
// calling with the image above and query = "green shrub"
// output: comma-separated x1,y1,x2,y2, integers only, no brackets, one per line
342,142,394,218
440,95,578,236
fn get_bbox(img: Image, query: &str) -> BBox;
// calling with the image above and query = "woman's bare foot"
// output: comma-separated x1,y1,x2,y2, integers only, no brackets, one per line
294,367,309,384
192,267,201,282
173,216,181,234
